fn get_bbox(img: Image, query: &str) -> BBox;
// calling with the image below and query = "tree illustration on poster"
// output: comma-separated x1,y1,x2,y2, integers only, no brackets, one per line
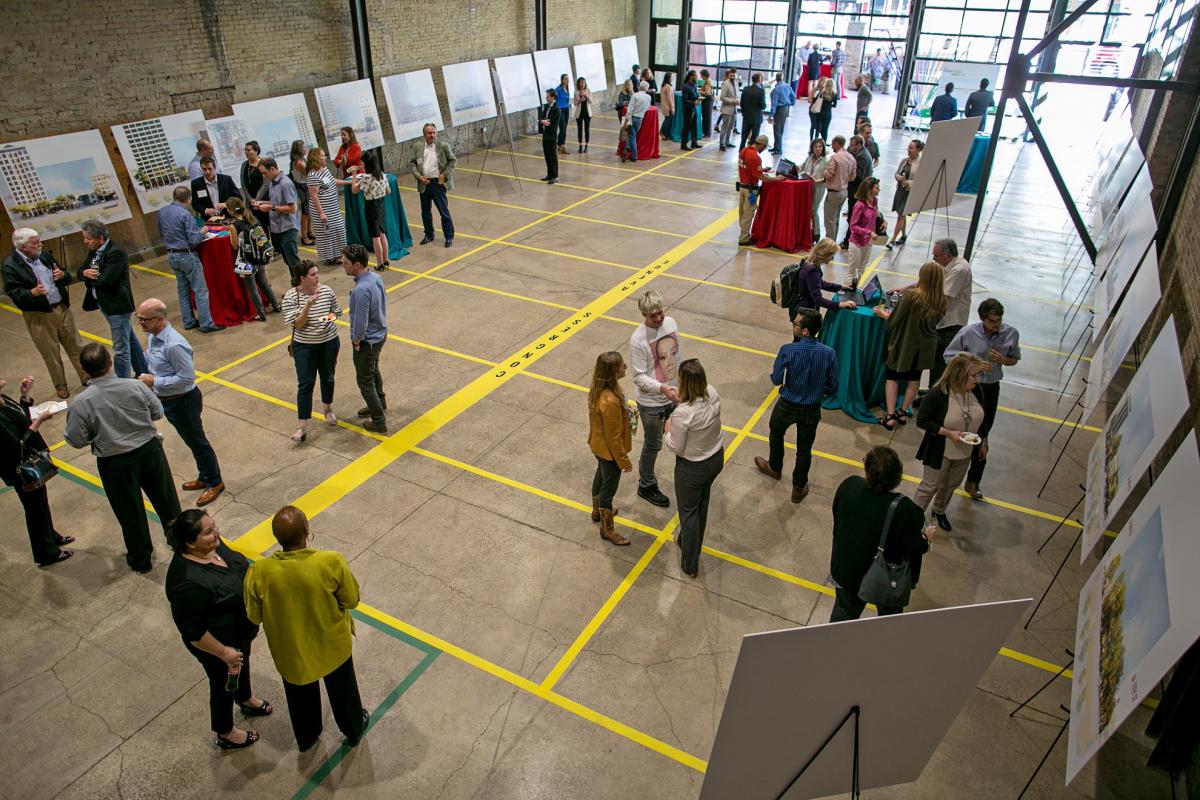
111,110,208,213
1098,555,1126,730
314,78,386,155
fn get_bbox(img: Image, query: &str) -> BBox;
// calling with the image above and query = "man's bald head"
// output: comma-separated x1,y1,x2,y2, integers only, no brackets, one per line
272,505,310,549
137,297,167,318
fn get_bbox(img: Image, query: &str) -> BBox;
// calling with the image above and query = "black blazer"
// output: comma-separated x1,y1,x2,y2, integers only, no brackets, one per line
915,383,986,469
190,173,238,218
0,395,46,487
76,241,135,315
540,104,561,141
2,249,73,312
740,84,766,121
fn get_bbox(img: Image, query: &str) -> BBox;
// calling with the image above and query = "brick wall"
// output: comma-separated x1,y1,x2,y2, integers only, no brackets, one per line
0,0,634,262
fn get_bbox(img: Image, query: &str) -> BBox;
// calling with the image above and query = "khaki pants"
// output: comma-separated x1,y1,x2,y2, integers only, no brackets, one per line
738,186,757,243
848,242,872,278
23,304,87,391
913,457,972,514
823,187,847,243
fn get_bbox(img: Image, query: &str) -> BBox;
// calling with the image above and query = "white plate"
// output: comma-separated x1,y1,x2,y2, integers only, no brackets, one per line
960,432,982,445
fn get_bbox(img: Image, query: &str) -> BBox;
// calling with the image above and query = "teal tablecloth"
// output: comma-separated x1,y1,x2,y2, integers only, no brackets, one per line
820,302,887,423
955,134,990,194
343,173,412,260
668,90,704,142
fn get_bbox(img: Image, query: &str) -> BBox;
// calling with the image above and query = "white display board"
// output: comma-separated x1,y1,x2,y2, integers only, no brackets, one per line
494,53,542,113
903,116,981,214
918,61,1003,111
231,94,319,162
1069,432,1200,783
702,600,1031,799
534,48,574,97
610,35,641,89
441,59,498,127
1096,141,1146,223
573,42,608,92
1085,257,1162,411
1082,321,1187,559
314,78,386,155
1093,206,1156,332
1092,168,1154,289
205,115,250,188
112,110,208,213
381,69,445,144
0,129,132,239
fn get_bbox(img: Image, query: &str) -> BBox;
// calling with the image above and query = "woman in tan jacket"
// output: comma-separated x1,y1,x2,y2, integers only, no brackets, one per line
588,351,634,546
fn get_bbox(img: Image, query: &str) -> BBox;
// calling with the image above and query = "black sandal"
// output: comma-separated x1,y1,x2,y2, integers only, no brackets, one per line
895,411,908,426
37,550,73,568
239,699,273,716
878,412,897,431
215,730,259,749
55,535,76,545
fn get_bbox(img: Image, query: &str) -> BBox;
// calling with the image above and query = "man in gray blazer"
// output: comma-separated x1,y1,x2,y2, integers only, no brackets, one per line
407,123,457,248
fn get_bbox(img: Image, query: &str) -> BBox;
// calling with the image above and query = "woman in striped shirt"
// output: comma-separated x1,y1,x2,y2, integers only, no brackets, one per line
305,148,349,265
281,261,343,443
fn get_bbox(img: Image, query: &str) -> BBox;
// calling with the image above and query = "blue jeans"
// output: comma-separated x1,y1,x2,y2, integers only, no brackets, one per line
293,337,340,420
628,115,642,160
104,312,147,378
167,252,214,330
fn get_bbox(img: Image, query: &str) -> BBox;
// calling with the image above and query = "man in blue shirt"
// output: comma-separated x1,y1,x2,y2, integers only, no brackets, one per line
251,157,301,272
755,310,839,504
156,186,222,332
343,244,388,433
135,297,225,506
768,73,796,155
930,83,958,122
555,74,571,154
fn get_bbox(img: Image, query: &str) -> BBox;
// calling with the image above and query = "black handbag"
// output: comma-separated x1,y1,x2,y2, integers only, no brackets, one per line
17,434,58,491
857,496,913,608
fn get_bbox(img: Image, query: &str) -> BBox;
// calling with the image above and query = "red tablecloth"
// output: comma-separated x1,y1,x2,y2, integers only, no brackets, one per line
616,106,660,160
796,64,833,98
751,178,814,253
197,231,261,327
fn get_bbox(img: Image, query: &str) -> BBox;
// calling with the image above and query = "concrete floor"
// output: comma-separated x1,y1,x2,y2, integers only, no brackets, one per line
0,98,1170,799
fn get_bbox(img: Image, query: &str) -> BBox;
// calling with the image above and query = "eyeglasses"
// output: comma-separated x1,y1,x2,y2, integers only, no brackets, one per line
135,315,163,324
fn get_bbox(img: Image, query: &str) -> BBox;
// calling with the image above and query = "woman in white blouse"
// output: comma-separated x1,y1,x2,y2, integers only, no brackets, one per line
281,261,343,444
665,359,724,578
801,138,829,240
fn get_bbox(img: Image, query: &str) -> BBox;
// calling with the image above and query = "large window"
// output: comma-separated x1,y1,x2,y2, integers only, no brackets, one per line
796,0,913,78
688,0,792,85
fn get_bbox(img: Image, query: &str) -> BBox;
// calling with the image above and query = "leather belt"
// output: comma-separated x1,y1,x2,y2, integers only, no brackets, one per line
166,248,193,254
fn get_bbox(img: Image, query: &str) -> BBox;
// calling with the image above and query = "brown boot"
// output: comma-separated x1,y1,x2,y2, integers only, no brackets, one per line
591,496,618,522
599,509,630,546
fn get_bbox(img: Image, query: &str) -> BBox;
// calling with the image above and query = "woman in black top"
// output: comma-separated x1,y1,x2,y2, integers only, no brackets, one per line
165,510,271,749
0,376,72,566
240,140,271,232
829,446,933,621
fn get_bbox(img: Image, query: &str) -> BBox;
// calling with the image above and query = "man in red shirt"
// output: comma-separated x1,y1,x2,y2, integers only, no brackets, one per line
738,134,777,246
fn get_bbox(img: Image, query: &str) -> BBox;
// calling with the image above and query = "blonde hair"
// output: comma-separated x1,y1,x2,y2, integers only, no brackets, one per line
589,352,626,411
305,147,325,173
809,238,838,265
677,359,708,404
938,353,989,393
636,290,665,317
909,261,948,321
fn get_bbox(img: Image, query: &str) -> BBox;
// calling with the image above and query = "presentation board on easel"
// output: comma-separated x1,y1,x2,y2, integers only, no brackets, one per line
112,110,208,213
1095,141,1147,223
610,35,640,88
1081,321,1187,560
702,600,1030,799
534,48,574,96
381,69,445,143
1084,257,1162,411
903,116,981,215
1069,431,1200,783
494,53,541,113
231,94,318,158
314,78,385,155
1092,169,1154,292
442,59,498,127
573,42,608,92
1093,212,1156,333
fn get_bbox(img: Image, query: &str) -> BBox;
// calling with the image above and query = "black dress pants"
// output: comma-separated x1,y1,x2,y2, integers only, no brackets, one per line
674,449,724,575
189,640,255,734
96,437,182,571
829,586,902,622
928,325,962,388
282,655,366,750
162,387,222,487
682,105,698,148
16,484,62,564
419,182,455,240
542,138,559,180
967,381,1001,483
767,399,821,488
739,115,763,150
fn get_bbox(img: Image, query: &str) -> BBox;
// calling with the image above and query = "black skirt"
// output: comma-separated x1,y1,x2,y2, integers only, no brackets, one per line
364,197,385,238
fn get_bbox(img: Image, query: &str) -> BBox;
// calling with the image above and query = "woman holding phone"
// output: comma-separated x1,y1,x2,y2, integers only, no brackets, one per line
281,261,342,444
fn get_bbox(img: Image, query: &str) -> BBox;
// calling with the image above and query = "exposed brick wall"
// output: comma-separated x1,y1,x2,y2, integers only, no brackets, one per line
0,0,633,262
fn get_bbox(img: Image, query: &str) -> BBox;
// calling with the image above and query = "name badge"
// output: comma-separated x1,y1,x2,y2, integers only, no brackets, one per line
196,190,208,198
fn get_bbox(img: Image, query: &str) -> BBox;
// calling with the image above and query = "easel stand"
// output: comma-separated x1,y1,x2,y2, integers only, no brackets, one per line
1025,488,1085,630
1038,402,1086,497
775,705,862,800
1010,649,1074,721
477,68,521,190
908,159,953,259
1016,705,1072,799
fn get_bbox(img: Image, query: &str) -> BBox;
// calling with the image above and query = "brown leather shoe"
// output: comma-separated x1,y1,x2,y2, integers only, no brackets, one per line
791,484,809,504
590,496,617,523
754,456,782,480
181,479,206,491
196,483,225,506
599,509,630,546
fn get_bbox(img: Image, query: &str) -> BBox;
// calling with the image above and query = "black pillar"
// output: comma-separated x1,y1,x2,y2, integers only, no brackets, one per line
892,0,927,130
536,0,547,51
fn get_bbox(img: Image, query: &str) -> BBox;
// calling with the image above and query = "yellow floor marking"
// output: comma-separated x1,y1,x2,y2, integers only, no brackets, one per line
396,183,549,216
231,207,738,554
999,405,1102,433
508,148,731,187
129,262,175,279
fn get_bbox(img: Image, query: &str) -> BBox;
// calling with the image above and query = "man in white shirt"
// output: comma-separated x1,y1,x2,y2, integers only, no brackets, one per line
188,139,214,181
929,238,972,387
407,123,457,248
629,290,680,508
625,81,652,163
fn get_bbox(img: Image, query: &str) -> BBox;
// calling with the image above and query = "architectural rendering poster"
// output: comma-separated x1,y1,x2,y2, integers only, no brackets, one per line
573,42,608,92
314,79,386,155
1094,211,1156,333
205,115,250,189
1096,141,1146,223
381,69,444,144
610,35,640,87
231,94,319,164
494,53,542,113
1084,261,1162,411
442,59,498,127
0,129,132,239
534,48,574,97
1082,321,1187,560
1092,169,1154,295
1069,432,1200,783
111,110,208,213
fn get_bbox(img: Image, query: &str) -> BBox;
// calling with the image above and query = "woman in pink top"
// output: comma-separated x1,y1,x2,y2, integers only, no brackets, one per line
847,177,881,280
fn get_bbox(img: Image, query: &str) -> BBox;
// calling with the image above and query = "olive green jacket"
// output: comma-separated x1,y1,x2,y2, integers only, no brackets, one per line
407,139,457,193
884,293,940,372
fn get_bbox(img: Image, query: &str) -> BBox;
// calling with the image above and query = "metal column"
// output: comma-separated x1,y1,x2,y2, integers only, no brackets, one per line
536,0,547,50
892,0,927,130
348,0,373,80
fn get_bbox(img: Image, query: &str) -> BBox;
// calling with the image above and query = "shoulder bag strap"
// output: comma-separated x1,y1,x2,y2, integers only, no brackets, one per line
876,495,903,553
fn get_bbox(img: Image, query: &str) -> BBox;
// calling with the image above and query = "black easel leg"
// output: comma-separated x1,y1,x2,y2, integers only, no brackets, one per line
1010,651,1074,718
1016,706,1071,799
1025,529,1085,630
1037,405,1086,498
775,705,861,800
1037,492,1084,554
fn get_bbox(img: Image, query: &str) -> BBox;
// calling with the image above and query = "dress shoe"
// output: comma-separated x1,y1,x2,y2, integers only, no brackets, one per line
196,483,225,507
932,511,952,531
791,484,809,504
182,479,206,491
362,419,388,434
183,323,199,331
54,533,75,545
637,484,671,508
539,176,551,181
37,550,73,568
755,456,782,480
681,558,698,579
444,238,453,247
345,709,371,748
200,325,227,333
419,235,434,245
131,562,153,574
547,178,558,185
964,482,984,501
56,386,71,399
